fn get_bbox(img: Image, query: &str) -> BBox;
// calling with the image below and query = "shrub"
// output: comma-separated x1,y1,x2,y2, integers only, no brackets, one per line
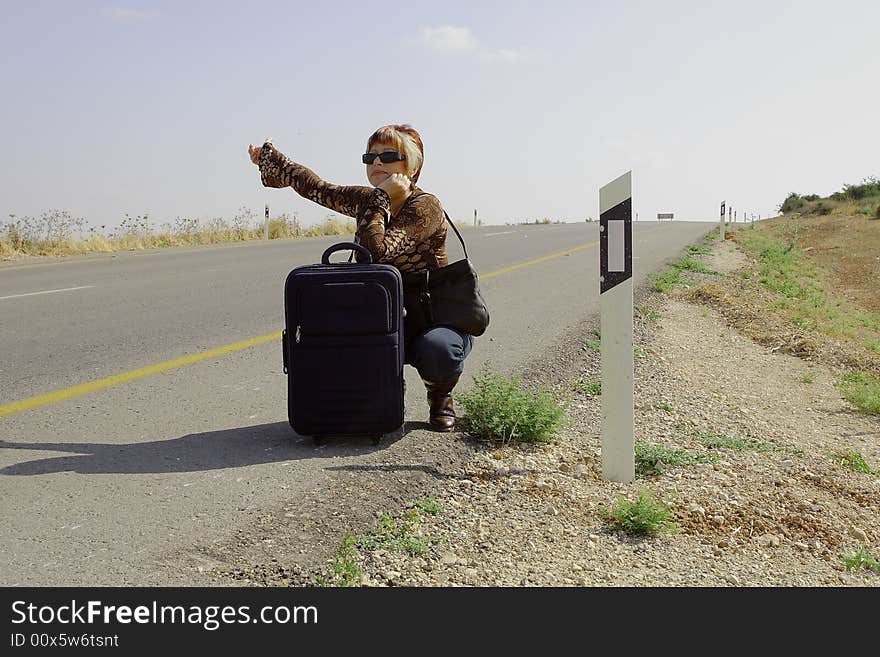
779,193,805,214
843,183,866,200
841,177,880,201
599,490,680,536
4,219,23,251
457,363,568,443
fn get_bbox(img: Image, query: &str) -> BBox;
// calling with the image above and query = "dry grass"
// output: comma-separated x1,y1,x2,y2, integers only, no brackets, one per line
677,212,880,379
0,209,357,260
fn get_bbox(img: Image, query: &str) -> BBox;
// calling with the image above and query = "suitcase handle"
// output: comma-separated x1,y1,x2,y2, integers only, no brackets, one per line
321,242,372,265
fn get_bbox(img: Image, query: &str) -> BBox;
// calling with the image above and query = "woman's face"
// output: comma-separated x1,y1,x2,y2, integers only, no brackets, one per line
365,140,409,187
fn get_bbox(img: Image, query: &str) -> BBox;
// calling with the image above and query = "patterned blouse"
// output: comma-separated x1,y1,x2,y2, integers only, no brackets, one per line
257,141,448,273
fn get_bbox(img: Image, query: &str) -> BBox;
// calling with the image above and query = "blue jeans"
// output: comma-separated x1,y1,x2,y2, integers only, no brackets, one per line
404,327,474,383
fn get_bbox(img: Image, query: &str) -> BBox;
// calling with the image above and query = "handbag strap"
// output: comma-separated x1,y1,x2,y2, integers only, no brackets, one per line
442,210,468,260
409,192,469,260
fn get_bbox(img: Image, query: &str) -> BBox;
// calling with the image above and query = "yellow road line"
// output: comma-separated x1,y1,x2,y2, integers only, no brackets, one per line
0,239,601,418
0,333,280,418
481,241,597,279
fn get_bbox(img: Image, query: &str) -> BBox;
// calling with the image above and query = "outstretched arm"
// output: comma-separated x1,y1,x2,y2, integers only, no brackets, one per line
249,140,375,219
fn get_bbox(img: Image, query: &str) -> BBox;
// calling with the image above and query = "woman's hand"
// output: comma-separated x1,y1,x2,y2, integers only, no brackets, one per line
378,173,412,200
248,143,261,166
248,139,272,165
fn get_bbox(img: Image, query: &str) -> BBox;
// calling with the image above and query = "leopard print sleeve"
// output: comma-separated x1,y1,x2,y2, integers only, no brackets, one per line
356,192,449,273
257,140,373,218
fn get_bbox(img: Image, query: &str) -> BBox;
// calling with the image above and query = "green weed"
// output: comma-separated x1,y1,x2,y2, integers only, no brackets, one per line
738,228,880,348
417,497,443,516
830,450,878,475
315,534,363,587
599,490,680,536
669,257,722,275
457,363,568,443
859,313,880,331
650,270,687,293
843,548,880,574
356,510,433,556
574,379,602,396
635,443,718,477
836,371,880,414
689,430,801,454
316,500,445,586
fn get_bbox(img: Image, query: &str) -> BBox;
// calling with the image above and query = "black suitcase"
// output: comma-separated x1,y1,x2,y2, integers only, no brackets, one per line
282,242,405,444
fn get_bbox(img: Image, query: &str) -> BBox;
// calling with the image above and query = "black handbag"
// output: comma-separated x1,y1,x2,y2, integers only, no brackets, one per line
402,209,490,340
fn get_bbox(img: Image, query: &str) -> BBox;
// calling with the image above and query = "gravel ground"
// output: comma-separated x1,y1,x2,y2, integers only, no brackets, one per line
317,238,880,587
206,236,879,587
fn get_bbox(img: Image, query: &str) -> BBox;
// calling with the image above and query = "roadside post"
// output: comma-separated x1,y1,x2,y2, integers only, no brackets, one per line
474,209,477,227
599,171,634,483
264,204,269,241
720,201,726,240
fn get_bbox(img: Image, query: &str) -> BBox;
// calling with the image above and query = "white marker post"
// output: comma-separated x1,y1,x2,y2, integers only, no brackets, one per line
599,171,634,483
720,201,726,240
264,204,270,240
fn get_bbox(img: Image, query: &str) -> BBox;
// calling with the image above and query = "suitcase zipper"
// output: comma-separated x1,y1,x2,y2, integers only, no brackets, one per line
295,325,301,344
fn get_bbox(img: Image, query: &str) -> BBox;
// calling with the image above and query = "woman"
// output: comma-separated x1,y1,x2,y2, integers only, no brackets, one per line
247,124,473,432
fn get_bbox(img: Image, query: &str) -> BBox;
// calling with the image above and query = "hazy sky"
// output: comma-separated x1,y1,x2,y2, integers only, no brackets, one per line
2,1,878,230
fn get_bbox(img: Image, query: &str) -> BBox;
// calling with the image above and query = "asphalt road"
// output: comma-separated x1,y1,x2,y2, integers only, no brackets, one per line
0,220,713,585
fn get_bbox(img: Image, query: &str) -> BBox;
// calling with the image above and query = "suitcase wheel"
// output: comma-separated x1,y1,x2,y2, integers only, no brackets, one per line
313,436,325,446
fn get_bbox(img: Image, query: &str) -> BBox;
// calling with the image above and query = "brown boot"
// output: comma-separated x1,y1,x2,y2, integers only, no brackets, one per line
424,378,459,432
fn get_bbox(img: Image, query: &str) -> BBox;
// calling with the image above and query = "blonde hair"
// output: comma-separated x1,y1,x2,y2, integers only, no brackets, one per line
366,124,424,184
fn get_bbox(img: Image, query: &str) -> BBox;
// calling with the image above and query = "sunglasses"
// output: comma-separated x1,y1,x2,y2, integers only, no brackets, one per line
362,151,406,165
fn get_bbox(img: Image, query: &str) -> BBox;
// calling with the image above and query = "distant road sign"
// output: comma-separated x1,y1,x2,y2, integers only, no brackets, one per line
657,213,674,220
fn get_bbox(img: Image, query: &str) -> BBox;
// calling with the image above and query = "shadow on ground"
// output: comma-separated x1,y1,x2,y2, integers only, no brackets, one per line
0,421,418,476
